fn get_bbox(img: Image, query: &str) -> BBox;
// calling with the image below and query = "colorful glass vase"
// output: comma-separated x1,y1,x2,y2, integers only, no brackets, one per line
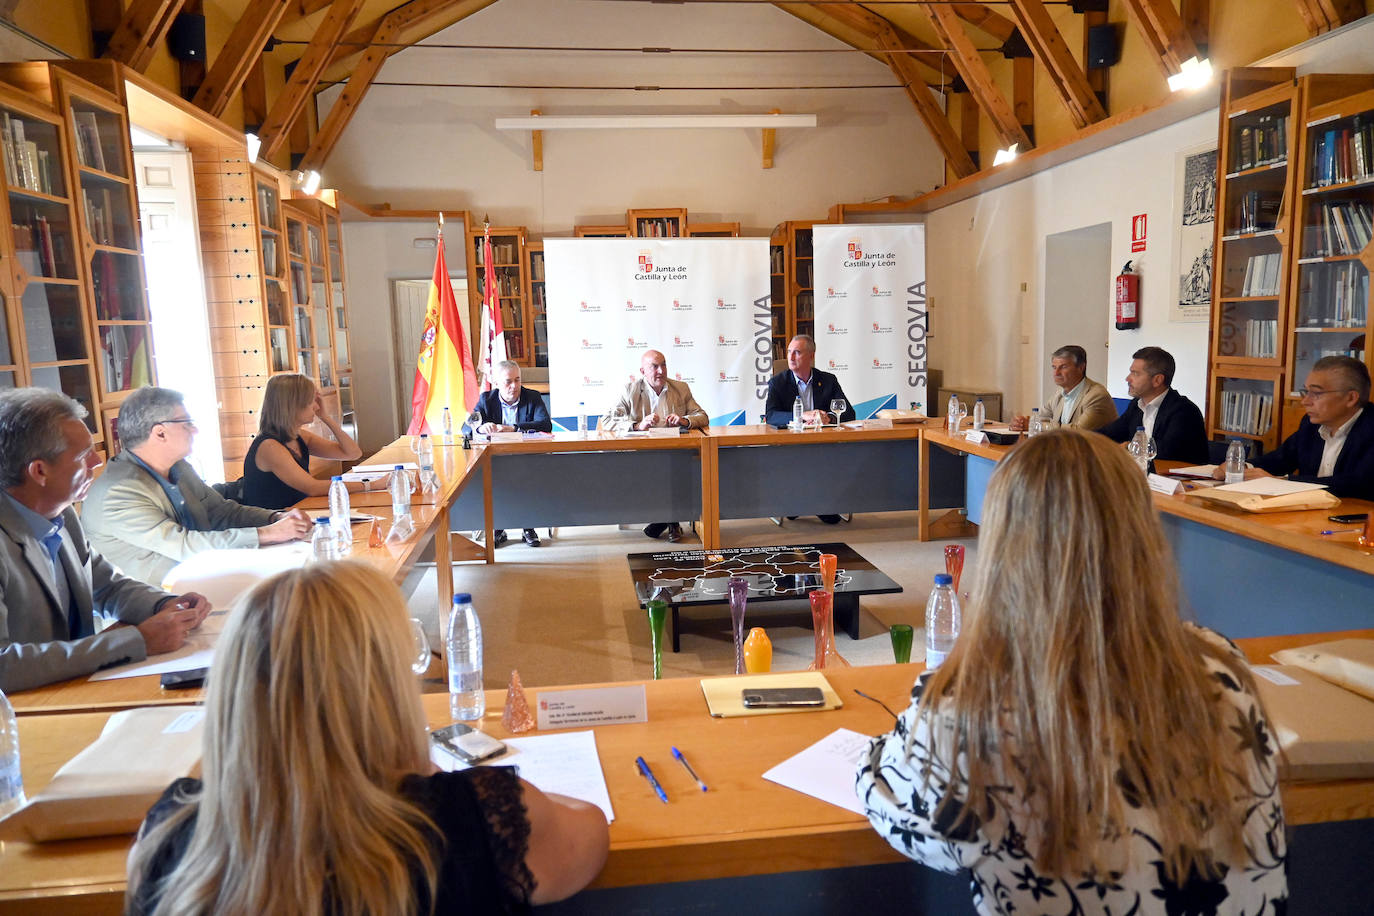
819,553,837,594
807,589,850,670
743,627,772,673
728,577,749,675
646,599,667,680
943,544,965,594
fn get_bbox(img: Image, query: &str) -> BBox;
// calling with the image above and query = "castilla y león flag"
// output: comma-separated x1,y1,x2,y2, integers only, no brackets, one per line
408,227,478,435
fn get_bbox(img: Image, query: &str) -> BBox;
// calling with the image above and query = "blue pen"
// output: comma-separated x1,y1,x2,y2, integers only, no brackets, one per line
1320,528,1361,536
671,746,708,792
636,756,669,803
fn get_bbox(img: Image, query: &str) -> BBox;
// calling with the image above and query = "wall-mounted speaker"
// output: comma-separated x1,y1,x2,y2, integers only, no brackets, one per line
1087,23,1120,70
167,13,206,62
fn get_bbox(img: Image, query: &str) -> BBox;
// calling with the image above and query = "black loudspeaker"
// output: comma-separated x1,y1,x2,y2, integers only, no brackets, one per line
167,13,206,62
1087,23,1120,69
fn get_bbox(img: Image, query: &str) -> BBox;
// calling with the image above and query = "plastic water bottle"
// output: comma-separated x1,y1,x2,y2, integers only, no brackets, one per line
328,475,350,556
442,406,454,445
0,688,24,818
1225,438,1247,484
924,573,961,670
417,433,436,490
1028,408,1043,437
793,396,804,427
577,401,588,439
946,394,960,434
389,464,411,522
972,398,986,432
311,517,335,562
447,593,485,721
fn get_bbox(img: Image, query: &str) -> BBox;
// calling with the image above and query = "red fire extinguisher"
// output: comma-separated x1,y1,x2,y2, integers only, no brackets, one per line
1115,261,1140,331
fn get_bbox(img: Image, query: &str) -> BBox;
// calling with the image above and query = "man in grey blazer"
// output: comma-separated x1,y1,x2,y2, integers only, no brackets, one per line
0,389,211,693
603,349,709,541
1011,345,1119,431
83,387,312,584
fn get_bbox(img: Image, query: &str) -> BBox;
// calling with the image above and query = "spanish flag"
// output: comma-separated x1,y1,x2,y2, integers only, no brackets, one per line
408,224,478,435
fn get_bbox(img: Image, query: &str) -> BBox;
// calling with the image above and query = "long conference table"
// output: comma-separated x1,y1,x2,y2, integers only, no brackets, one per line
4,630,1373,915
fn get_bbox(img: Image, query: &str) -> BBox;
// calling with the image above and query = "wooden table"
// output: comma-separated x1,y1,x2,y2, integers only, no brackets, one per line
4,630,1370,913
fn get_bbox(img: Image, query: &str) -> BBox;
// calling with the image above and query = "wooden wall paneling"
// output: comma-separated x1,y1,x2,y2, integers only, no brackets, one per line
192,0,294,119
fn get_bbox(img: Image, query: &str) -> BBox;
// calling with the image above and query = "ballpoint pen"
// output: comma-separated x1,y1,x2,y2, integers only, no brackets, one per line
671,746,708,792
636,756,669,803
1320,528,1361,536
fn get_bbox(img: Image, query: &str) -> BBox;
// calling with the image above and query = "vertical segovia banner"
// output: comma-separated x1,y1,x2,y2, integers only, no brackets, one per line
811,225,928,418
544,238,771,428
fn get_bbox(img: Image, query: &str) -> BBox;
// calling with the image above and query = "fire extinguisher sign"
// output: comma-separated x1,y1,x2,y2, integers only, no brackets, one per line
1131,214,1147,252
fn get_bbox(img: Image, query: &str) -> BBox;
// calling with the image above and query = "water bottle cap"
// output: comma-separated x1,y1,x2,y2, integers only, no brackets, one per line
1136,426,1145,431
933,573,953,586
331,475,342,480
393,464,404,470
452,593,472,604
314,517,329,525
420,433,429,439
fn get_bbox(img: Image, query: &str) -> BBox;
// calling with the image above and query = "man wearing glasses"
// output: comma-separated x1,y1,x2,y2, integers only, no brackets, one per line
83,386,312,584
1221,355,1374,499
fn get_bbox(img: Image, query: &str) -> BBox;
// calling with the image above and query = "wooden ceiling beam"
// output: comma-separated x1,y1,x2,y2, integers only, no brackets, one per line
879,27,976,180
102,0,188,72
1294,0,1365,34
1180,0,1209,56
85,0,124,56
797,2,950,87
1007,0,1105,129
950,3,1016,44
257,0,368,160
1121,0,1200,79
192,0,293,118
279,0,334,28
918,2,1030,151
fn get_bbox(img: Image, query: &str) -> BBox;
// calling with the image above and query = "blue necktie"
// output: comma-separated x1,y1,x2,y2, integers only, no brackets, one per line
41,528,85,638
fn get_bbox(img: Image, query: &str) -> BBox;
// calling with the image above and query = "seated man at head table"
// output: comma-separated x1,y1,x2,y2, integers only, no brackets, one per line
603,348,708,542
1009,344,1119,432
81,386,313,586
462,359,553,547
0,388,212,693
765,333,857,525
1095,345,1210,464
1213,355,1374,500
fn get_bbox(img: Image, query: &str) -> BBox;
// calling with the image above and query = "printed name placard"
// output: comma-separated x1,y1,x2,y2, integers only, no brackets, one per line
537,685,648,729
964,430,988,444
1148,473,1182,495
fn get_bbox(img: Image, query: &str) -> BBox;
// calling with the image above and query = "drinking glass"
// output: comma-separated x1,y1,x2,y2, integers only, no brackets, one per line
409,619,432,675
943,544,965,593
728,577,749,675
830,399,847,426
889,624,914,664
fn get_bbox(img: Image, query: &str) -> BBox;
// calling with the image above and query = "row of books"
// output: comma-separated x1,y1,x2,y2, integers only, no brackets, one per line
256,185,278,224
1308,119,1373,188
795,262,814,288
1299,261,1370,327
532,317,547,346
81,187,121,247
499,302,524,329
505,334,527,359
473,240,520,265
1303,199,1373,257
261,236,279,276
479,273,522,296
796,292,813,320
71,110,110,173
1239,319,1279,358
635,218,681,238
91,251,142,321
529,255,545,282
1238,252,1282,296
770,337,787,362
1231,114,1289,172
12,214,67,276
1234,190,1282,234
771,311,786,335
770,248,785,274
2,112,58,196
1217,389,1274,436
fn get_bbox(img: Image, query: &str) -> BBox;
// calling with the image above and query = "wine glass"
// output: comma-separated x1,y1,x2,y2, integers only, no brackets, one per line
830,398,846,427
1127,435,1158,473
408,618,432,675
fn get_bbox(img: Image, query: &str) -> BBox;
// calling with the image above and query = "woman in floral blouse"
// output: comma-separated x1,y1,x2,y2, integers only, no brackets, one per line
857,429,1287,915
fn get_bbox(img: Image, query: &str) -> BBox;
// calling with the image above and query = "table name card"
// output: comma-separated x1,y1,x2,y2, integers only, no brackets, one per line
537,685,648,729
1148,473,1182,495
964,430,988,444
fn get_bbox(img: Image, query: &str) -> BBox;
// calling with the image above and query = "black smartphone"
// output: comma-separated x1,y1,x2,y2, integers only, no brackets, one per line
160,667,207,689
741,687,826,708
431,723,507,763
1327,513,1369,524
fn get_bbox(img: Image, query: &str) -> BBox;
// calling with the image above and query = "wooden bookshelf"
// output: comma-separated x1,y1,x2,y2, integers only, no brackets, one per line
324,208,355,439
686,221,740,237
574,223,629,238
465,224,532,366
628,207,686,238
524,241,547,368
775,219,819,362
769,227,787,365
252,167,292,375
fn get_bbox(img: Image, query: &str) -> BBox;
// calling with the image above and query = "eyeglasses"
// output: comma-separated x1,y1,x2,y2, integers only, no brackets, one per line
1297,388,1353,400
155,417,197,427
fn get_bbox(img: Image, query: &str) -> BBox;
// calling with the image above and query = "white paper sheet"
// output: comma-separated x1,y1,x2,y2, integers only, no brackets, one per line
760,727,871,814
350,462,419,473
1215,476,1327,496
1172,464,1219,477
88,608,230,682
432,730,616,822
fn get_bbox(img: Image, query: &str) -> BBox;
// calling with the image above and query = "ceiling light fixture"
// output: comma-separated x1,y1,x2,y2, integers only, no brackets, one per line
295,169,322,195
494,113,817,130
993,143,1019,166
245,132,261,163
1167,57,1213,93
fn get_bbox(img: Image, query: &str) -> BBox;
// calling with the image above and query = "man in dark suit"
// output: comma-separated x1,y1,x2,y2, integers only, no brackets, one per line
464,360,552,546
0,388,212,692
1239,356,1374,500
1096,346,1209,464
765,334,857,524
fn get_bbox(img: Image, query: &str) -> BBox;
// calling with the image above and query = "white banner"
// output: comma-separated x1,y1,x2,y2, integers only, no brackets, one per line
812,225,928,417
545,238,771,427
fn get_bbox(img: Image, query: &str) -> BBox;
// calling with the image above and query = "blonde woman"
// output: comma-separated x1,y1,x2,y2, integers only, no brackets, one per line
126,562,609,915
858,429,1286,914
241,373,363,509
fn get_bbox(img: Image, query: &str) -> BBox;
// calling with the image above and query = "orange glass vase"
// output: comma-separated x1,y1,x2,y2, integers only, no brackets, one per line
807,589,849,670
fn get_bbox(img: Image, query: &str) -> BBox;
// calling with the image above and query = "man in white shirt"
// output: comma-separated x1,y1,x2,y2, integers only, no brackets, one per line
1237,356,1374,500
1096,346,1210,464
1010,345,1118,431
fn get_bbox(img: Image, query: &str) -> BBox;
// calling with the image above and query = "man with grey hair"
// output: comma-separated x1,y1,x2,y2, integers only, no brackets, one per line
1010,345,1118,431
0,388,212,692
460,361,552,546
83,386,312,583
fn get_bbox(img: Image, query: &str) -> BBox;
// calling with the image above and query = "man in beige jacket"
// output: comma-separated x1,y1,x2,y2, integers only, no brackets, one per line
1011,345,1118,431
604,350,709,541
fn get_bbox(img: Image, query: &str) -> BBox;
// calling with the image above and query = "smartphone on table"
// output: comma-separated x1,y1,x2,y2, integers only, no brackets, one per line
431,723,508,763
1328,513,1369,524
741,687,826,708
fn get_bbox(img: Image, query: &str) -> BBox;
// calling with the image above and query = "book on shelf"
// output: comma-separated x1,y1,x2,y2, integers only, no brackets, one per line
1299,261,1369,327
1,114,58,195
1310,118,1373,188
1219,389,1274,436
1240,252,1283,296
256,185,277,223
1243,319,1279,358
499,302,523,329
1307,199,1373,256
796,292,813,320
474,239,519,265
81,187,117,246
261,236,278,275
529,256,545,282
636,218,680,238
72,111,107,172
1234,114,1289,172
1237,190,1283,234
770,248,784,274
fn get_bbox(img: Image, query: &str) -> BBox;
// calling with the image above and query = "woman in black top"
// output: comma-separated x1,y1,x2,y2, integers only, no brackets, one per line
241,373,363,510
126,562,609,916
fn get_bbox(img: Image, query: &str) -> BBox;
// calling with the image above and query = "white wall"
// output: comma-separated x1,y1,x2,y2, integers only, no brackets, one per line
317,0,945,233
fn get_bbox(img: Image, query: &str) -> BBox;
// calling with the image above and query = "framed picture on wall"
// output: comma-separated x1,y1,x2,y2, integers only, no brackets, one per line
1172,142,1217,323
